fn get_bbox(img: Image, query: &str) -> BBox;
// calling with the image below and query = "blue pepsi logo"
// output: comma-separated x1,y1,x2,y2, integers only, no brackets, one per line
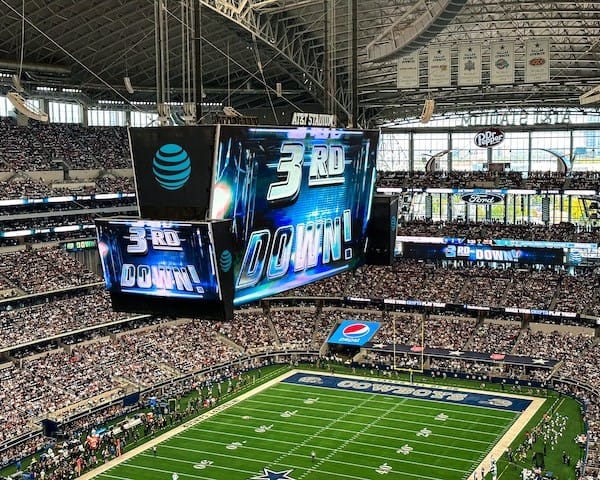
219,249,233,273
342,322,370,338
152,144,191,191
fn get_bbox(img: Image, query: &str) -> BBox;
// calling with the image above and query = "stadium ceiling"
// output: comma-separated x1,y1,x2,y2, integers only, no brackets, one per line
0,0,598,126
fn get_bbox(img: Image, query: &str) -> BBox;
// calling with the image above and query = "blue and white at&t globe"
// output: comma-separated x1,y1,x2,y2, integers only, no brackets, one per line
152,144,191,190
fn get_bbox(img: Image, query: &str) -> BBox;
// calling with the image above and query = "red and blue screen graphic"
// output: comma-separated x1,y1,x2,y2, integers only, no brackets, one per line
328,320,381,346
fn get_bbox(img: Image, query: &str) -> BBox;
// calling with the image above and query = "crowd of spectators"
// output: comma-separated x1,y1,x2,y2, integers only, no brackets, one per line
0,175,134,200
270,308,317,351
0,289,128,349
468,320,522,354
0,228,97,248
554,271,600,314
0,118,130,171
396,219,600,243
0,246,99,295
215,310,278,354
422,314,478,350
0,295,596,477
0,177,52,198
377,169,600,191
283,260,600,316
1,213,96,232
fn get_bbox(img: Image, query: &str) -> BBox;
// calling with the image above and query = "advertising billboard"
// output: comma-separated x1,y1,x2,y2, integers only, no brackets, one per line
328,320,381,346
128,126,217,220
402,242,564,265
210,126,378,304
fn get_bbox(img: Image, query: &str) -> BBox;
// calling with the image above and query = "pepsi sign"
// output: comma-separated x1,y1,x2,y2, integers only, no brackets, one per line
474,127,505,148
328,320,381,346
461,193,504,204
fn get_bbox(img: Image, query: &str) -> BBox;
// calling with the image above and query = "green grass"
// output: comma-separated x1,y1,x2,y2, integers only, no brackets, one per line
95,377,522,480
495,394,585,480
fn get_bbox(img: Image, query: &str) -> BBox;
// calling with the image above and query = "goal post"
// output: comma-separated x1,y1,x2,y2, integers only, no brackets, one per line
391,312,426,374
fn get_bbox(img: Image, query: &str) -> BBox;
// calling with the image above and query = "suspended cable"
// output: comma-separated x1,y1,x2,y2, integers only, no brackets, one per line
0,0,144,111
252,35,279,125
17,0,25,81
157,2,307,114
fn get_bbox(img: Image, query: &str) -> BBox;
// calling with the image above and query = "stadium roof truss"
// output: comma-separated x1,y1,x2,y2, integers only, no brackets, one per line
0,0,598,124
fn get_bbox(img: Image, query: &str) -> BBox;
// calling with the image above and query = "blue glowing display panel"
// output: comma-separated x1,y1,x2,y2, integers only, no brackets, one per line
402,242,564,265
210,126,378,304
96,218,222,301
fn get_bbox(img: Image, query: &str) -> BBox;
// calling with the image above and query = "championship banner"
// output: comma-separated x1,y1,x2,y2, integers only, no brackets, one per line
490,41,515,85
96,218,234,319
128,126,217,220
210,126,378,305
397,52,420,89
458,44,482,86
428,46,451,88
328,320,381,346
525,39,550,83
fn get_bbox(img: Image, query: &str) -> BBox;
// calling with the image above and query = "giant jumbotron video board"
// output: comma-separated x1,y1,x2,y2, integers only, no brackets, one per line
96,125,379,319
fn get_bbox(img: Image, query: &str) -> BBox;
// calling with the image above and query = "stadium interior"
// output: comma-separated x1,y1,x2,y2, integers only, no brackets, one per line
0,1,599,480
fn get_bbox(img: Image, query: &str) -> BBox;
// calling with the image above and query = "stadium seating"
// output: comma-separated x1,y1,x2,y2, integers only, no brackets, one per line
0,122,597,476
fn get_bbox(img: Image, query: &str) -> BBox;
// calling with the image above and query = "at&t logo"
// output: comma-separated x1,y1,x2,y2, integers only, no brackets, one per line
219,249,232,273
153,144,191,190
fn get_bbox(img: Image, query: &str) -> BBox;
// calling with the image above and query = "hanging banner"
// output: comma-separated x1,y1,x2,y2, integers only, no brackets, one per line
490,41,515,85
525,39,550,83
458,44,482,86
428,46,451,88
397,52,420,89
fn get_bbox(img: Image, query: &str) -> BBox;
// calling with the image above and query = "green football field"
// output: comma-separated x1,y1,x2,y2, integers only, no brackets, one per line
94,375,524,480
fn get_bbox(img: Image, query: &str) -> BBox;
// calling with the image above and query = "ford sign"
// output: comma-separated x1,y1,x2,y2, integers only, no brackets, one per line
461,193,504,204
474,128,505,148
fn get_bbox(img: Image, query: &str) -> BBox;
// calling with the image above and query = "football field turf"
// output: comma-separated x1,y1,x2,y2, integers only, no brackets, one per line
92,373,535,480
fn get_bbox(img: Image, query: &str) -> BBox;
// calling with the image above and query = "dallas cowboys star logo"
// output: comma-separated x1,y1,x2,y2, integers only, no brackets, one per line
449,350,464,356
251,468,296,480
372,343,386,349
532,358,548,365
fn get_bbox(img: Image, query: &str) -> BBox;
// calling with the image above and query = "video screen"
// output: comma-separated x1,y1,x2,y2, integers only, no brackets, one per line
210,126,379,304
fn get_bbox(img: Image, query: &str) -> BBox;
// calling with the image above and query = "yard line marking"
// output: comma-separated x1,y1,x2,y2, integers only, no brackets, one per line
175,427,483,457
189,417,495,445
79,368,538,480
119,462,253,478
262,390,520,421
242,396,512,427
95,475,135,480
216,407,506,435
165,434,475,466
152,441,466,479
298,396,408,479
79,368,298,480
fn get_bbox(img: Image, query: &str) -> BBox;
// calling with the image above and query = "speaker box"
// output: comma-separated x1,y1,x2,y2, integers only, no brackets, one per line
366,195,399,266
